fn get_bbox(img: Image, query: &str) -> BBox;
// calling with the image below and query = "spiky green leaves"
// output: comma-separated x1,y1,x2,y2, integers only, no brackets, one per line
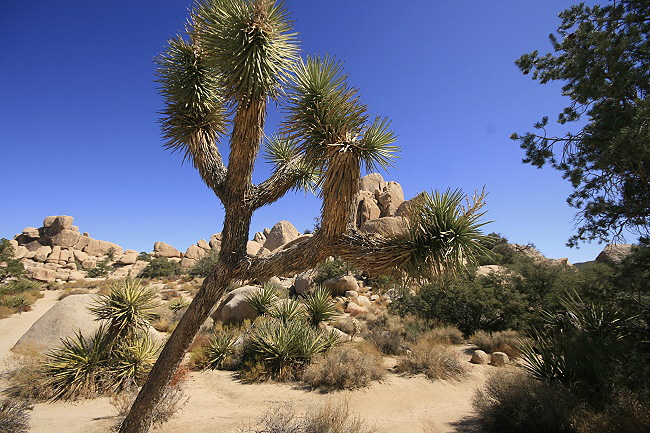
88,279,159,342
192,0,298,103
156,36,227,165
284,55,398,172
263,134,320,192
402,189,490,280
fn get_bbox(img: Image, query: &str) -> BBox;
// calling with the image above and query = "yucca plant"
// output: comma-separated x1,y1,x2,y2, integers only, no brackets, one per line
267,298,304,324
520,293,632,403
89,279,159,347
302,285,339,326
246,284,279,316
110,335,160,391
245,318,336,376
205,329,239,370
45,326,110,400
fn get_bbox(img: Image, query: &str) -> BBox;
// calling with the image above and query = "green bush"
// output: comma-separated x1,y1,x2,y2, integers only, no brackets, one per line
313,258,355,285
188,249,218,278
139,257,183,278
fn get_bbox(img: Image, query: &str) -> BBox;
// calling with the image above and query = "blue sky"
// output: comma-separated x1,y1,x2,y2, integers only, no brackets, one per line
1,0,615,263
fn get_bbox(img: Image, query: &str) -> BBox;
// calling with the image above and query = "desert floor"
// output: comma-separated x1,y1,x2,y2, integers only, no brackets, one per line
1,291,490,433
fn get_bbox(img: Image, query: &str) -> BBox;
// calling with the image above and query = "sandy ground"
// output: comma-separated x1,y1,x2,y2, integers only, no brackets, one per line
1,291,490,433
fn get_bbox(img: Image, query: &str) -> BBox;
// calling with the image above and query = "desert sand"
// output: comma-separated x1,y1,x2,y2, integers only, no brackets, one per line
1,292,489,433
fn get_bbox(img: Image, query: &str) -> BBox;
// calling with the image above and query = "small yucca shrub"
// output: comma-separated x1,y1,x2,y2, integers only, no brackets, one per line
205,329,239,370
246,284,280,316
303,285,339,326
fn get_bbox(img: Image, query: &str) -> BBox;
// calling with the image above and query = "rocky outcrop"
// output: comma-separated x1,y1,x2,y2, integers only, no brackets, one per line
153,241,181,258
360,216,408,237
263,220,301,252
323,275,358,297
596,244,633,264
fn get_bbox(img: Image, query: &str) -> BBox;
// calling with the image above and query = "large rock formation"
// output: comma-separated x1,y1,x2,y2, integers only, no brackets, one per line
596,244,633,264
262,220,301,252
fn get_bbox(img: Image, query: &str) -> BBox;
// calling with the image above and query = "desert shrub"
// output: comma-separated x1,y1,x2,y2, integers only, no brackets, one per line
138,257,183,278
57,288,90,300
420,326,465,345
168,297,190,313
302,285,339,326
362,313,421,355
0,399,32,433
473,369,577,433
2,356,54,401
396,342,467,381
570,390,650,433
137,252,152,262
470,330,526,359
0,239,26,283
87,256,113,278
188,249,219,278
238,400,375,433
110,380,188,432
313,258,356,285
331,317,365,338
0,248,42,315
302,346,385,390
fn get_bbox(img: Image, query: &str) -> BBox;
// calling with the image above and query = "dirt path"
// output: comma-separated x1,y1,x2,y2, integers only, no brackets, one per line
0,290,61,366
27,358,489,433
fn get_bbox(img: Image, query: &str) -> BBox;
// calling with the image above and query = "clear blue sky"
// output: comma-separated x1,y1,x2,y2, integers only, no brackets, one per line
1,0,615,263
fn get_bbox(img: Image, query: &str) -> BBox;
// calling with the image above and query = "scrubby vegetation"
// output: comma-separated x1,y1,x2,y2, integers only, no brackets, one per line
0,239,43,318
302,346,385,390
0,399,32,433
139,257,183,279
238,400,375,433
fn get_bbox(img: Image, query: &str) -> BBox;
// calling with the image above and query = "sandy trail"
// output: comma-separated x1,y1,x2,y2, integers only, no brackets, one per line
0,290,61,365
0,292,489,433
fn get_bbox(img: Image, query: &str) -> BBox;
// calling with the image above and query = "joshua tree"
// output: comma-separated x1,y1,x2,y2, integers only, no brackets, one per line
119,1,488,431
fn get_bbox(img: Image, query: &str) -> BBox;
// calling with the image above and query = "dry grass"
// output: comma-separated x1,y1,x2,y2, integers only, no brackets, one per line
0,398,32,433
57,288,90,300
419,326,465,345
2,356,55,402
396,342,467,381
571,391,650,433
302,346,385,390
470,330,526,359
238,400,376,433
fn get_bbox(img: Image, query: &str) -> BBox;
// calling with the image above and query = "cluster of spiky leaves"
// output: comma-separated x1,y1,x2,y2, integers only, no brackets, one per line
245,317,338,376
284,55,398,174
45,279,160,400
88,279,159,343
401,189,489,279
192,0,298,103
520,293,631,403
302,285,339,326
205,328,239,369
246,283,280,316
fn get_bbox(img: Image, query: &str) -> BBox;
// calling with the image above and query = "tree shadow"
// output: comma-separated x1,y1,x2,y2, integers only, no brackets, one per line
448,415,486,433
